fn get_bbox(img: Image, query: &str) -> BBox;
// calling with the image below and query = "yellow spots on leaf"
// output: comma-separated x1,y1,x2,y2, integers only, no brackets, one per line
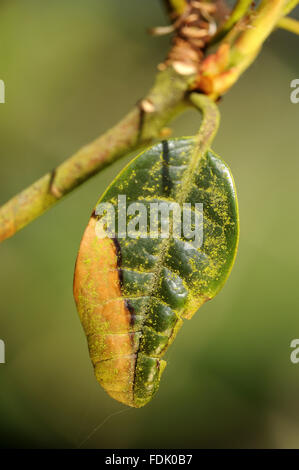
74,138,239,408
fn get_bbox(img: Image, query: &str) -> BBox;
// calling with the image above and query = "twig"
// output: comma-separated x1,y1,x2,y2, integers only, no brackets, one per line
210,0,253,45
277,16,299,34
0,0,298,242
0,67,193,242
197,0,292,97
283,0,299,15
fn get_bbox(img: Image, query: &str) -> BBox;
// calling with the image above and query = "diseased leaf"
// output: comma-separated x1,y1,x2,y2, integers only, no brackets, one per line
74,137,239,408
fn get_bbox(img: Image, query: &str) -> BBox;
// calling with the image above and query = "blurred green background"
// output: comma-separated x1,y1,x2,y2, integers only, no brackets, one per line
0,0,299,449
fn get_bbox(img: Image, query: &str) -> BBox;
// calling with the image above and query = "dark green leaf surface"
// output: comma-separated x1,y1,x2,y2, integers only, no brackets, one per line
74,137,239,407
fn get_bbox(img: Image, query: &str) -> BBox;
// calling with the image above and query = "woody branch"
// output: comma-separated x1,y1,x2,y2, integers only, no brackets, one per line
0,0,297,243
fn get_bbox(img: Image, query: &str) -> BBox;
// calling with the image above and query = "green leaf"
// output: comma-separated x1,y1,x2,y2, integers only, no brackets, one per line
74,136,239,408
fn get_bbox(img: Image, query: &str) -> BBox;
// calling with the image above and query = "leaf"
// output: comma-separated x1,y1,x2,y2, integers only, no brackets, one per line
74,137,239,408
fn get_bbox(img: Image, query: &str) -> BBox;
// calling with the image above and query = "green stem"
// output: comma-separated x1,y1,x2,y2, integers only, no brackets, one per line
190,92,220,152
277,16,299,34
176,93,220,206
1,0,296,242
231,0,287,59
211,0,253,45
283,0,299,16
0,66,193,243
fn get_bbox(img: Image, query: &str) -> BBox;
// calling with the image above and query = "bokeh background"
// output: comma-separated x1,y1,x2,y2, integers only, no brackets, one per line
0,0,299,449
